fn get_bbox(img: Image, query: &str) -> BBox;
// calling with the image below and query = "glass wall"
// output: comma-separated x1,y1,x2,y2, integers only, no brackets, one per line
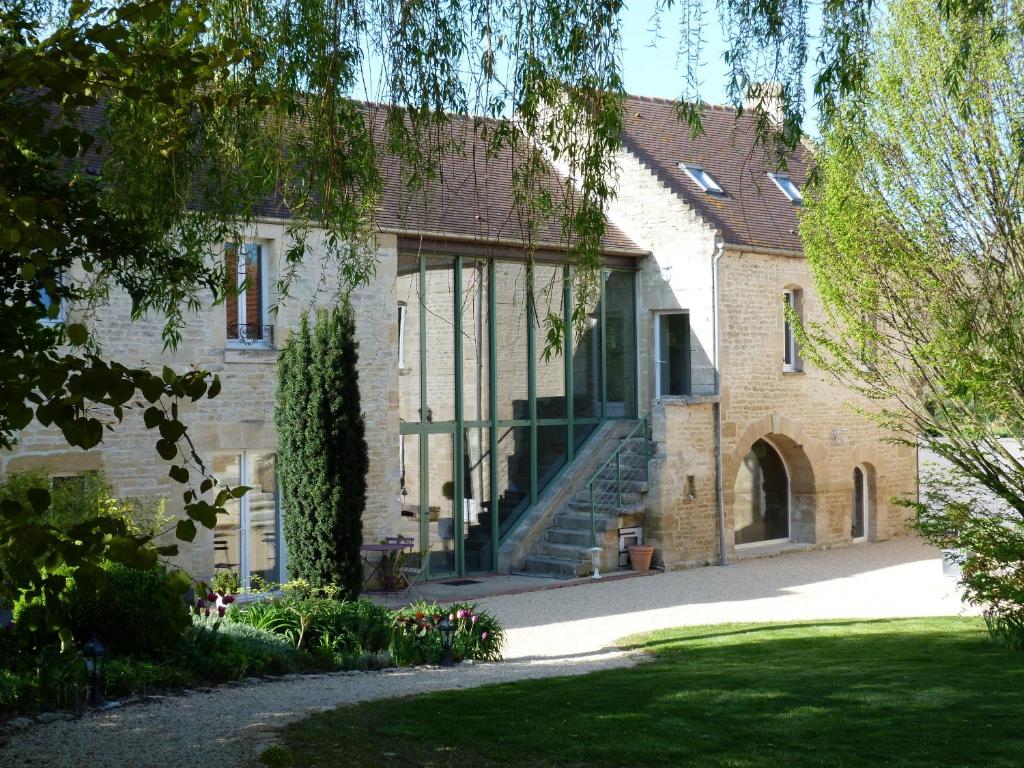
398,254,637,575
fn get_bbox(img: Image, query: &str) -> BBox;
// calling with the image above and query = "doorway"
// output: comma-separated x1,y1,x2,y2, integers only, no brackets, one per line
734,438,790,546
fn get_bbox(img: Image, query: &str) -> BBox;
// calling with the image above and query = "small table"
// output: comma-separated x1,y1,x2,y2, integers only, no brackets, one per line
360,541,412,594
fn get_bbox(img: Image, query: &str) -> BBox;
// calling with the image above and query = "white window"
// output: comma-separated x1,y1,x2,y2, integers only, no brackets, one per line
768,172,803,204
226,243,272,347
783,288,802,372
679,163,724,196
211,451,282,590
398,302,407,369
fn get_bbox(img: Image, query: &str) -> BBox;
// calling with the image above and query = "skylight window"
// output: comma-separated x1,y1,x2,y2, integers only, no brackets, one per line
679,163,724,196
768,172,803,204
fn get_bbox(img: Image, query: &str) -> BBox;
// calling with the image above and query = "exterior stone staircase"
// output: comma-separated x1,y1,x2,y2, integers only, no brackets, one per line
518,429,654,578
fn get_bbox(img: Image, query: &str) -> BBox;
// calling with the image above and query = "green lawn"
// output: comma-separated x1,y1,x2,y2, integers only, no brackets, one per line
271,617,1024,767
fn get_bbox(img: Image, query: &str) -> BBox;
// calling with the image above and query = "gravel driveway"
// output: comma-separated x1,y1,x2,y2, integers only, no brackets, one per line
0,537,972,768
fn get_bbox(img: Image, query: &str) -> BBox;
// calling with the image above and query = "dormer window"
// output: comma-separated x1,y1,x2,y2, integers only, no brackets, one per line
679,163,724,196
768,172,803,204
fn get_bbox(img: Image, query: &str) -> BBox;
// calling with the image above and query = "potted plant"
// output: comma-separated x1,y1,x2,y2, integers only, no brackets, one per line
627,544,655,571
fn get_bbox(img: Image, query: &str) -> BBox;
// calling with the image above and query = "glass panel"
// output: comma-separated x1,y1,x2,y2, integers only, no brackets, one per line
463,426,493,571
426,432,457,574
574,421,599,453
658,313,691,396
424,256,456,423
573,297,602,419
246,452,278,586
533,265,566,419
462,260,490,422
397,433,421,544
494,262,530,421
537,424,568,489
496,425,530,536
211,453,242,578
853,467,866,538
397,254,421,423
604,270,637,417
734,439,789,545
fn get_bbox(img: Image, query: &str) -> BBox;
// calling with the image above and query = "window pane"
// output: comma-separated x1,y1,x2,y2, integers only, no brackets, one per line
534,265,566,419
604,270,637,417
573,294,602,419
212,453,242,579
398,433,421,542
246,452,278,585
658,313,691,396
424,256,456,422
462,261,490,422
427,432,456,574
397,254,421,423
497,425,531,536
537,424,568,489
243,244,263,339
494,262,530,421
463,426,494,571
225,245,239,339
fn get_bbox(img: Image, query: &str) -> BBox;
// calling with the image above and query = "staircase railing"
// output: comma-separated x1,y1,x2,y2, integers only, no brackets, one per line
586,413,651,547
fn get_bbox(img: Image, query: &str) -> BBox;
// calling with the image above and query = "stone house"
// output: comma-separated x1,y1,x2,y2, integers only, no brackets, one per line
2,97,917,585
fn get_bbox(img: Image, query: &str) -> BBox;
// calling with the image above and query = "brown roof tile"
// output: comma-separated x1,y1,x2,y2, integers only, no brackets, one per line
621,94,812,253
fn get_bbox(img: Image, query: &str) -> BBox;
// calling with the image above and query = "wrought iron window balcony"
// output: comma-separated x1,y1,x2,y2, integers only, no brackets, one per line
227,323,274,346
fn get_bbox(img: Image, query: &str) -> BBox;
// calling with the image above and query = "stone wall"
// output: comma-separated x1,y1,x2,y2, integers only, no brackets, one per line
1,223,401,581
605,147,919,569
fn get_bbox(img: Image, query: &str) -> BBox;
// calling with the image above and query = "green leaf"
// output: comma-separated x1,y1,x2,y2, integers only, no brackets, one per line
162,365,177,384
27,486,51,514
168,464,189,483
230,485,250,499
66,324,88,346
176,519,197,542
143,406,163,429
156,439,177,460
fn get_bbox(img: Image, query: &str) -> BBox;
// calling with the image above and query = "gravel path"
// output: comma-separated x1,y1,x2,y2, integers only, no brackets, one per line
0,537,972,768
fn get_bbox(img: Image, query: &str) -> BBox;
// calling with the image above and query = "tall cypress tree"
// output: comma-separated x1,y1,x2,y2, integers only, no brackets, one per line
276,303,367,598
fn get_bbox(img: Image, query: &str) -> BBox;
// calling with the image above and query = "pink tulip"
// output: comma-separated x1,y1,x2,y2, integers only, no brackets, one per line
481,631,489,640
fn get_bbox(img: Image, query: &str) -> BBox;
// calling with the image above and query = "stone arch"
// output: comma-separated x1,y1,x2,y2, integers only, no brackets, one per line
725,415,822,545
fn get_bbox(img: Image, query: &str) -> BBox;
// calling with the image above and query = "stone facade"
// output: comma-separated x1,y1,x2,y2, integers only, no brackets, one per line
606,146,919,569
2,223,401,580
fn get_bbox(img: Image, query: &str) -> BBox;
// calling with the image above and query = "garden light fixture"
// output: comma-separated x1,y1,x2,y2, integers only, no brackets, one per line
438,616,456,667
81,635,108,708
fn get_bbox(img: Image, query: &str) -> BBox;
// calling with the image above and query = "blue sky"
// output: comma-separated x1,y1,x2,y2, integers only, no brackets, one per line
617,1,822,131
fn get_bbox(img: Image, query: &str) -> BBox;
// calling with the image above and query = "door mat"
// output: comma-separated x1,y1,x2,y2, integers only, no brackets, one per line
439,579,483,586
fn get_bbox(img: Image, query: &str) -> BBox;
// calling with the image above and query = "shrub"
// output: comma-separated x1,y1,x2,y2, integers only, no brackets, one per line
228,593,391,661
182,615,317,681
390,601,505,666
277,305,367,598
911,467,1024,651
12,561,191,656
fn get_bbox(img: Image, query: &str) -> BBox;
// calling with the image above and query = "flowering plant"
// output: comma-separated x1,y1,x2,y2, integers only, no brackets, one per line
389,601,504,665
194,592,236,618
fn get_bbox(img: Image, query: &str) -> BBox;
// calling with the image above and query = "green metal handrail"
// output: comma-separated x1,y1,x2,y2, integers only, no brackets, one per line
587,413,651,547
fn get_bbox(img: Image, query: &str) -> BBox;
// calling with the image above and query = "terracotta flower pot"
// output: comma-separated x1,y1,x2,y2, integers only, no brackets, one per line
628,544,655,571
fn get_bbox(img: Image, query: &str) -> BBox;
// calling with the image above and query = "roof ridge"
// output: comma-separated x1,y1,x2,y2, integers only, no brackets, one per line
624,93,742,115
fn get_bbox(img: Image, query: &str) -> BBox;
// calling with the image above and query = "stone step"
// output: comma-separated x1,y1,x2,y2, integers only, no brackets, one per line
545,527,595,546
520,555,588,579
552,511,619,531
574,483,647,503
533,541,592,561
566,498,645,516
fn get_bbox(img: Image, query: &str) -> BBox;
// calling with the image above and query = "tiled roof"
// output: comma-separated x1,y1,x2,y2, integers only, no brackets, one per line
254,106,643,255
620,94,812,253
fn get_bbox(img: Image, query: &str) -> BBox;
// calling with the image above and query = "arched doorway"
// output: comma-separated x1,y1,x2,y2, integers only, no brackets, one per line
734,438,790,545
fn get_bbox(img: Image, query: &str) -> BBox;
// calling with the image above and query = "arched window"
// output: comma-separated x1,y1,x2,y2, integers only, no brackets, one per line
852,466,870,540
783,288,803,372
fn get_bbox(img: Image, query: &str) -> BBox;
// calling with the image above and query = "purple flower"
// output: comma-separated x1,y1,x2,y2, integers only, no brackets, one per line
217,606,226,617
223,594,236,605
206,592,217,603
456,609,467,619
195,598,206,611
448,613,455,621
470,614,478,624
203,607,211,617
481,631,489,640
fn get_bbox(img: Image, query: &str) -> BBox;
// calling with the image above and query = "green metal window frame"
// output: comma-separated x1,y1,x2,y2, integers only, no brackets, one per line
398,255,637,577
